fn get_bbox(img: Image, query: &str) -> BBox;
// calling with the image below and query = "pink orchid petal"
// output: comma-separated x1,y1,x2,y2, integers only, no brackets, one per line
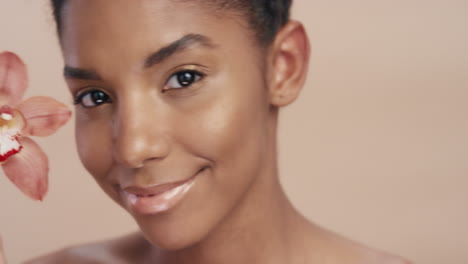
0,236,5,264
2,137,48,201
0,51,28,106
18,96,71,137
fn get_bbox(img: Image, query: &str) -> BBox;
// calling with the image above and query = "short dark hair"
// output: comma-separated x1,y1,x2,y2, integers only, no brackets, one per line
50,0,292,46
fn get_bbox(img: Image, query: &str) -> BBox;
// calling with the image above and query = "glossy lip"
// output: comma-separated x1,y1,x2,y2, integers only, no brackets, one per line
121,168,205,215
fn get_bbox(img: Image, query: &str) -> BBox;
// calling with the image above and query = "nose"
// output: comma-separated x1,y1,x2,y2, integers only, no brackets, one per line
112,93,170,168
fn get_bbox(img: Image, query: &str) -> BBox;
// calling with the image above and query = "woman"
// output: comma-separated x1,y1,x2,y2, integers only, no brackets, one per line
3,0,411,263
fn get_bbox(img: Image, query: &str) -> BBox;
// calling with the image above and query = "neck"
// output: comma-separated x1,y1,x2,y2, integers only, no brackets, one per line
153,115,310,264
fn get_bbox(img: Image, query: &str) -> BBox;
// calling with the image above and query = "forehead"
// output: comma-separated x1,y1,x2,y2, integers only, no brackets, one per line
60,0,256,68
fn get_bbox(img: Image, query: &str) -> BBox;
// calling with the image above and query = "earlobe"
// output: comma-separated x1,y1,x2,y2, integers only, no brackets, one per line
268,21,311,107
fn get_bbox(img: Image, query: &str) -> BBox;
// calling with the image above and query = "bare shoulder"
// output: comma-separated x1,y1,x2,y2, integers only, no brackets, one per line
23,243,113,264
23,239,121,264
362,246,413,264
23,232,152,264
306,224,413,264
336,235,412,264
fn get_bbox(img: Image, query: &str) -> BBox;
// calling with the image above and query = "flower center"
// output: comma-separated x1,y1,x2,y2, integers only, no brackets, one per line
0,105,25,163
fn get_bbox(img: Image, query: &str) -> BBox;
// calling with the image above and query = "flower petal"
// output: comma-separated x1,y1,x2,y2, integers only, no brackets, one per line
0,236,5,264
18,96,71,137
0,51,28,106
2,137,48,201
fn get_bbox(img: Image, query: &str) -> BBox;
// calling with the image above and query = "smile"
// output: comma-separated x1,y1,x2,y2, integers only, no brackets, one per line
121,168,205,215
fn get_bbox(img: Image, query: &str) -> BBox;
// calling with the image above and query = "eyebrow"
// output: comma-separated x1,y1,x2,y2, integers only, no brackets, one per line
63,33,216,81
144,33,215,68
64,66,101,80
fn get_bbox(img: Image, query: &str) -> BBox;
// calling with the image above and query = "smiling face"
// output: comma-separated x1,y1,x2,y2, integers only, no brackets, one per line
61,0,278,249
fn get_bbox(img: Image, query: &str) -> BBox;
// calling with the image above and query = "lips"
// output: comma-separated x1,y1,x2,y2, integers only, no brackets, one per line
123,176,194,197
121,168,205,215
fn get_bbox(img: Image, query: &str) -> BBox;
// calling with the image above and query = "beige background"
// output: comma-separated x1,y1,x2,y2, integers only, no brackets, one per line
0,0,467,263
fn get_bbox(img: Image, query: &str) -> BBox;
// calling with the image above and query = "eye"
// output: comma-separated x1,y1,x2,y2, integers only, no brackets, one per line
74,89,112,108
165,70,203,90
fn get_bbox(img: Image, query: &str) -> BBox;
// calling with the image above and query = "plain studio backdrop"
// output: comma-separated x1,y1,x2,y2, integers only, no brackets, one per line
0,0,467,263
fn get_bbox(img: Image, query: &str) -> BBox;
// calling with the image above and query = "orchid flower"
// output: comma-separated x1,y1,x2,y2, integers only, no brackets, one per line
0,51,71,201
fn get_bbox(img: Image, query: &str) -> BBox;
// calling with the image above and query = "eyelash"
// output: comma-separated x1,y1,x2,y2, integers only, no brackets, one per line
73,70,205,108
164,70,205,91
73,89,112,108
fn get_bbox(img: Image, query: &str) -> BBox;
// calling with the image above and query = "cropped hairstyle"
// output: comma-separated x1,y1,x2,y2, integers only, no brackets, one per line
51,0,292,46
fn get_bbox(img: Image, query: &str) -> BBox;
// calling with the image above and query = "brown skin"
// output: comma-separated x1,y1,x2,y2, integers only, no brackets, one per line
2,0,411,263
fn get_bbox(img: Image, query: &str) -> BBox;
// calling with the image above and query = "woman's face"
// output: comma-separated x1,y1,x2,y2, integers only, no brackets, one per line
61,0,274,249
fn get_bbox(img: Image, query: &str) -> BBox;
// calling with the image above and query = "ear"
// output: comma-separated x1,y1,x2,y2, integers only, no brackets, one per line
267,21,310,107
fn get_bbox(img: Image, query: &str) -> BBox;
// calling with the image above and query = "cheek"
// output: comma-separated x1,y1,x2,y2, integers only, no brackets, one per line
75,111,113,185
174,76,270,198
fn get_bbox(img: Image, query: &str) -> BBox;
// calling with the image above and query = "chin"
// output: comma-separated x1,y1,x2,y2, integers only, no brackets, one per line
128,181,225,251
134,212,214,251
